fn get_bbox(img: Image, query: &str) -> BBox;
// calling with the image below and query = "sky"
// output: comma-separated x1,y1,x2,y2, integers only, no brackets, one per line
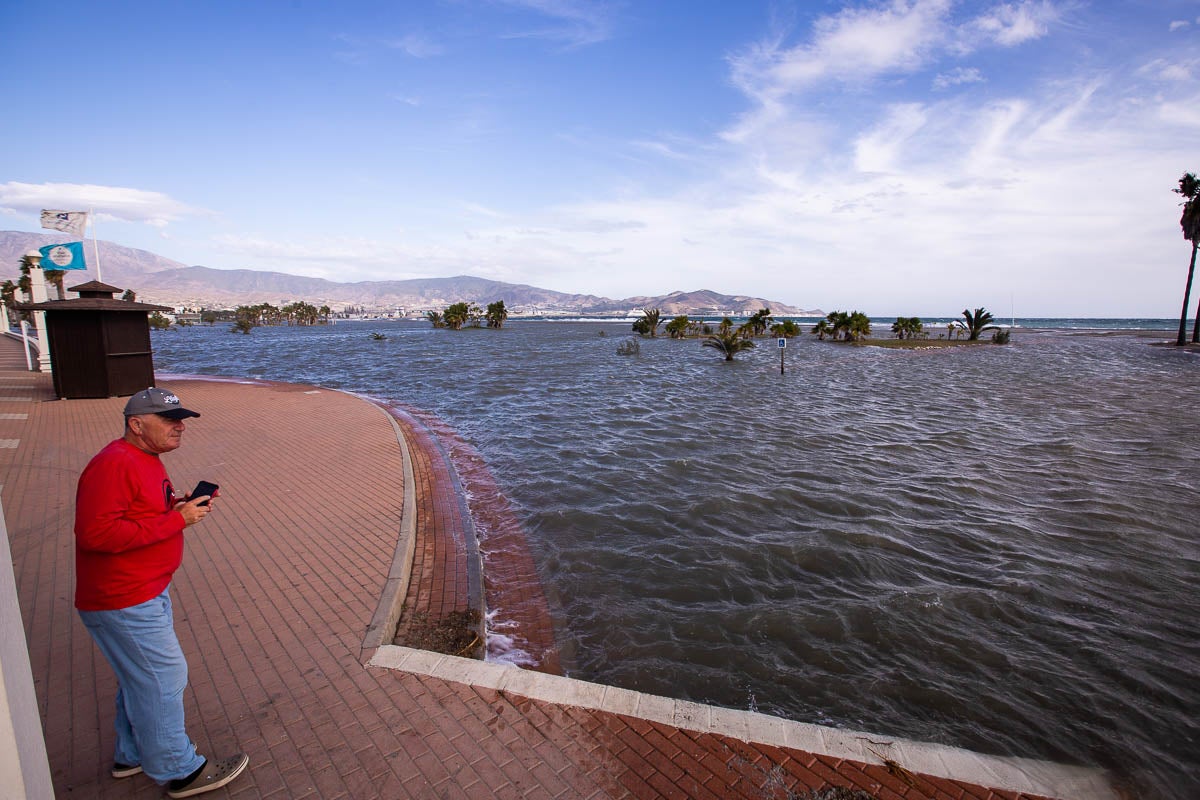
1,0,1197,317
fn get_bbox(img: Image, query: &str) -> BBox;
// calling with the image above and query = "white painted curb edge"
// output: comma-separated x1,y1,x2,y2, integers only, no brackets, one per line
368,645,1116,800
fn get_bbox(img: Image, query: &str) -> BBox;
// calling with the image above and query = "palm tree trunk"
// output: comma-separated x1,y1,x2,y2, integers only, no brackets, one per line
1178,241,1198,346
1190,241,1200,343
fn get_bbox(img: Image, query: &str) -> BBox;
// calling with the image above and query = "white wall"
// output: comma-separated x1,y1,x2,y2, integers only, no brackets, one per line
0,498,53,799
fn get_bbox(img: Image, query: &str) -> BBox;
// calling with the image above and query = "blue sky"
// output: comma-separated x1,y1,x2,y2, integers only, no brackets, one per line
1,1,1197,316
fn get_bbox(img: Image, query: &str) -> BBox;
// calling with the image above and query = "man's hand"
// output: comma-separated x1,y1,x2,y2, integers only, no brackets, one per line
176,495,215,526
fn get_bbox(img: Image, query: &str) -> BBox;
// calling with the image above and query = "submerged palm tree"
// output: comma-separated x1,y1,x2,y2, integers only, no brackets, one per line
770,319,800,337
703,328,757,361
957,308,997,341
745,308,772,337
891,316,923,339
486,300,508,329
632,307,662,337
665,314,691,339
825,311,851,340
1173,172,1200,345
443,302,470,330
845,311,872,341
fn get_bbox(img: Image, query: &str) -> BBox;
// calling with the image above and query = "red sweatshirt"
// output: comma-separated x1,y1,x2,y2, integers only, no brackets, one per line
74,438,186,611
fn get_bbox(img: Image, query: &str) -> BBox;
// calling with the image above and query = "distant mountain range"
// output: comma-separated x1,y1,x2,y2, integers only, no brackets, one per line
0,231,821,317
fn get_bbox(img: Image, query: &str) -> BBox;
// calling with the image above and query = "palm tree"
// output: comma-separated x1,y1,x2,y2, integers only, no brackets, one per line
232,305,258,334
18,254,38,301
703,328,757,361
811,319,832,340
319,305,331,324
632,307,661,337
957,307,997,341
44,269,66,299
1,280,17,326
770,319,800,337
255,302,281,325
121,289,136,302
745,308,772,337
426,310,445,328
891,316,922,339
1173,172,1200,345
486,300,508,329
292,301,318,325
665,315,691,339
443,302,470,330
846,311,872,341
824,311,850,340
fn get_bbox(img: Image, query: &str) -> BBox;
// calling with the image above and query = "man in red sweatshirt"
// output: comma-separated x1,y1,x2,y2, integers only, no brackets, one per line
75,387,248,798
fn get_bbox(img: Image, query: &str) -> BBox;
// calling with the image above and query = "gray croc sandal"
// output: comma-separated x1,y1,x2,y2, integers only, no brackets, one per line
166,753,249,798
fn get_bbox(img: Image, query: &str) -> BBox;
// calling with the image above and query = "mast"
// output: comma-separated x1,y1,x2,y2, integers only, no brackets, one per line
89,208,103,282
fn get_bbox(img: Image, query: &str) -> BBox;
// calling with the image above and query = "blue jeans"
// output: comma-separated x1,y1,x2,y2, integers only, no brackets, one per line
78,589,206,783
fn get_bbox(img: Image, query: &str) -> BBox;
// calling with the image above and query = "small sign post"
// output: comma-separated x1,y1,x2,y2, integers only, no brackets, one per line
777,337,786,374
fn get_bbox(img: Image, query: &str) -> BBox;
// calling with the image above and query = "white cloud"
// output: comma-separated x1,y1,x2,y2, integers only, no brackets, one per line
500,71,1195,315
1158,95,1200,127
730,0,953,96
0,182,202,229
971,1,1061,47
1169,20,1190,32
210,233,436,280
387,33,444,58
854,103,930,172
1137,57,1198,82
496,0,617,48
933,66,985,89
463,202,508,219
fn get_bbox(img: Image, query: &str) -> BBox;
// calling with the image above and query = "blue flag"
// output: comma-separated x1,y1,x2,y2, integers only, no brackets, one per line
38,241,87,270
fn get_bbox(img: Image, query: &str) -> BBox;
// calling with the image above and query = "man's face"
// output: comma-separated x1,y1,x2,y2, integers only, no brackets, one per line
126,413,186,454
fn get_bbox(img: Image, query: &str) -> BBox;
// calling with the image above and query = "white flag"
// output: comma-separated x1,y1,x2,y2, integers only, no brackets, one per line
40,209,89,237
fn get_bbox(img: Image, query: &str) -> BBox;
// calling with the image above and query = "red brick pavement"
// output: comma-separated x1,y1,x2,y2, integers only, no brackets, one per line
386,405,481,655
386,404,559,673
0,334,1112,799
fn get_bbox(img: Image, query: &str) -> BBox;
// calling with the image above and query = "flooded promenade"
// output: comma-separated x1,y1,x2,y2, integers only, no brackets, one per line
0,332,1122,798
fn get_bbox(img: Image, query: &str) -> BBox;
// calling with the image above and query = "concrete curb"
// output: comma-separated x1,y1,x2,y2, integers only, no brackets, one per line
360,399,420,657
368,644,1117,800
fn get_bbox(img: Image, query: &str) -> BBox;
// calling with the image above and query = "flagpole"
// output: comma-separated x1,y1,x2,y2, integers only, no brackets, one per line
89,208,103,282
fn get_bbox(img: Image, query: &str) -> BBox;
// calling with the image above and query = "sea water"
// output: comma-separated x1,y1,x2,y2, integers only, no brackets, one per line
152,319,1199,799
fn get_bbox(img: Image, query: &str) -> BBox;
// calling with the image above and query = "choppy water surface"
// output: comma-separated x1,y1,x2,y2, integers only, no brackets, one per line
153,321,1199,798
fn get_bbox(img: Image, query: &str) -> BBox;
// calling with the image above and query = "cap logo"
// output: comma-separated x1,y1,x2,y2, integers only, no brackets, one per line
161,393,181,405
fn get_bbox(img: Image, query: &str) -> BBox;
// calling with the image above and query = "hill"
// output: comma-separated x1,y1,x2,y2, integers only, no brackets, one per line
0,231,820,317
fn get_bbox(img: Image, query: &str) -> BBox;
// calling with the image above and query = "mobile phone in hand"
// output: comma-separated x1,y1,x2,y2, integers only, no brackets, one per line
191,480,219,506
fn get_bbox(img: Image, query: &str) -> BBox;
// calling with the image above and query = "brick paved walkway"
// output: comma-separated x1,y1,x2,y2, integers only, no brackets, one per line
0,334,1116,799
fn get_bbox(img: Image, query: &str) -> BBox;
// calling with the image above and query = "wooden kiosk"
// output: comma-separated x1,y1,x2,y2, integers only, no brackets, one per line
20,281,172,399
